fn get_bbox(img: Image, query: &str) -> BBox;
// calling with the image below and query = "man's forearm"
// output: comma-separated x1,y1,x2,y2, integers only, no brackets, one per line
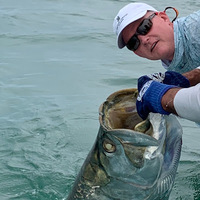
161,84,200,122
183,67,200,86
161,88,180,115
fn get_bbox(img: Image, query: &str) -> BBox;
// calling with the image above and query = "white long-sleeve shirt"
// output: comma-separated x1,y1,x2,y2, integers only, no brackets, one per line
174,84,200,123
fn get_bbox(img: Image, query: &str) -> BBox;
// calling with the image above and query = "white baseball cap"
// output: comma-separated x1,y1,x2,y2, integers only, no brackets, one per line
113,3,157,48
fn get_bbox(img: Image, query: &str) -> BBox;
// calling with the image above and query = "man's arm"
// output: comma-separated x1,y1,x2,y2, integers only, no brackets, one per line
137,67,200,122
161,84,200,122
161,88,180,115
182,67,200,86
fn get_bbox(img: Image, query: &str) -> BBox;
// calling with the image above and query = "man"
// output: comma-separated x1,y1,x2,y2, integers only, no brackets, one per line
113,2,200,73
113,2,200,122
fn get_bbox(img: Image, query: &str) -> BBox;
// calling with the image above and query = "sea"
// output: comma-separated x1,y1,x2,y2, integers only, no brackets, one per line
0,0,200,199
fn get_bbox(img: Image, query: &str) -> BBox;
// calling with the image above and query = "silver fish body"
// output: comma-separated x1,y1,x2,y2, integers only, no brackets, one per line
67,88,182,200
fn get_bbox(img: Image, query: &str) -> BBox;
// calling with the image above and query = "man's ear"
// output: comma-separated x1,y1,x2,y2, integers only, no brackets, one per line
156,11,171,23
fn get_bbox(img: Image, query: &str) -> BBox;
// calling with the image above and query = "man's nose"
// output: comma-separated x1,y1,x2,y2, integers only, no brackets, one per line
138,35,150,46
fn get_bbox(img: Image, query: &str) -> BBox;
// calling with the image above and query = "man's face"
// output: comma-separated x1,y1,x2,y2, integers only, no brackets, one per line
122,12,175,61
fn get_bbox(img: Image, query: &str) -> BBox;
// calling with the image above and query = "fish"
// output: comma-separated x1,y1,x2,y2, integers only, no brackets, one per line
67,88,183,200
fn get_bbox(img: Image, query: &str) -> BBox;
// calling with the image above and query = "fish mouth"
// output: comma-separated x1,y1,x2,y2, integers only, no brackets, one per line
99,88,182,180
99,89,158,171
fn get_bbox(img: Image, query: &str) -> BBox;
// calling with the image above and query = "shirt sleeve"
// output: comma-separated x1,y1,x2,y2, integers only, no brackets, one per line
174,84,200,123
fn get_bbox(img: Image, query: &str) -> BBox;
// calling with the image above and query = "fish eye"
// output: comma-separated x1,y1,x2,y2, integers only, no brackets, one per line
103,139,116,153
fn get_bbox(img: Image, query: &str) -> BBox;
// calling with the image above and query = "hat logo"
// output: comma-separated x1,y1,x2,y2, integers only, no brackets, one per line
116,13,128,32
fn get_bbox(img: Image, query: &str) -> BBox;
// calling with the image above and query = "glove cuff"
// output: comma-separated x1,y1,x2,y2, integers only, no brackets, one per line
164,71,190,87
146,81,176,115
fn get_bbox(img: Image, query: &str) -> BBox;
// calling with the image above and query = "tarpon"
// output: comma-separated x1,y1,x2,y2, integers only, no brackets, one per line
67,88,182,200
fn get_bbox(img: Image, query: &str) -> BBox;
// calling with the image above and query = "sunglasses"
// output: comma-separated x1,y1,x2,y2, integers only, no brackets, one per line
126,7,179,51
126,13,156,51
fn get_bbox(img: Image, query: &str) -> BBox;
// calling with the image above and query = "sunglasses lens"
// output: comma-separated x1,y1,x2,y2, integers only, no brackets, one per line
126,35,140,51
137,19,153,35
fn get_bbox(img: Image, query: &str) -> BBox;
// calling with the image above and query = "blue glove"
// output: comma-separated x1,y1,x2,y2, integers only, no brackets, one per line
136,80,176,120
138,71,190,91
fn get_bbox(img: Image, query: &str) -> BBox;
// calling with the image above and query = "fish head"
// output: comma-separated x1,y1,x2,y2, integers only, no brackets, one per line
97,88,182,199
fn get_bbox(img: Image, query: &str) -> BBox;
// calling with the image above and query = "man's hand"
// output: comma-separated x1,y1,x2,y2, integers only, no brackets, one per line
138,71,190,92
136,80,176,120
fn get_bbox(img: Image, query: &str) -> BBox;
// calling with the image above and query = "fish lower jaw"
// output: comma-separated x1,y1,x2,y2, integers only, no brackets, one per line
157,135,182,197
